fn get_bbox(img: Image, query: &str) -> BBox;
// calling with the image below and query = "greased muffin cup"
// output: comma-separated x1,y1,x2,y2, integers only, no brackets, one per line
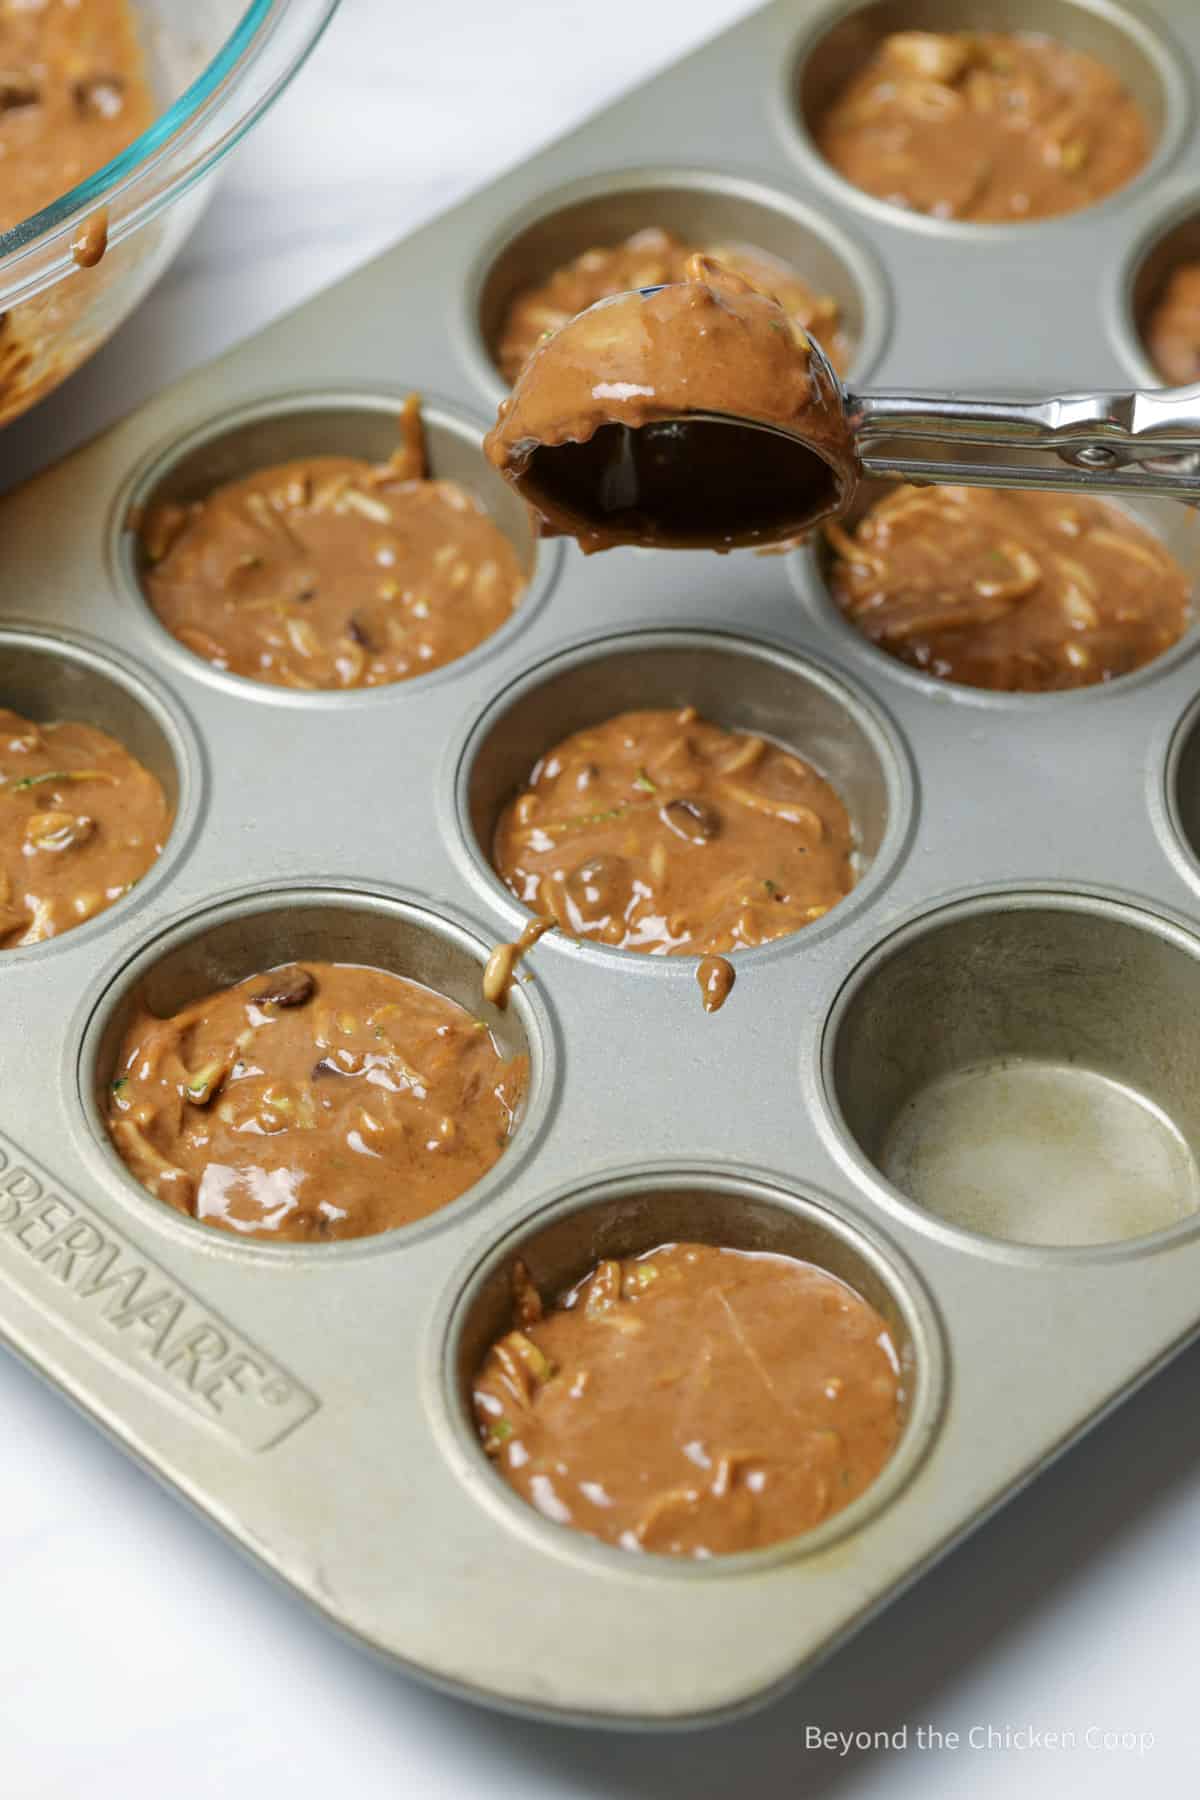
3,0,1200,1731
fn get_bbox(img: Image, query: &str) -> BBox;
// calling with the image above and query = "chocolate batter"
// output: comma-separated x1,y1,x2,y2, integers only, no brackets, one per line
492,706,854,956
483,917,553,1009
1144,264,1200,386
697,954,735,1014
473,1243,903,1556
815,31,1149,223
0,0,153,421
0,707,169,949
497,227,850,384
828,486,1189,692
106,961,527,1242
142,399,527,690
71,207,108,270
485,257,856,552
0,0,151,236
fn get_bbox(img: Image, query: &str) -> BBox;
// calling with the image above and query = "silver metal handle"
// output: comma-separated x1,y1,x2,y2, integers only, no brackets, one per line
848,385,1200,502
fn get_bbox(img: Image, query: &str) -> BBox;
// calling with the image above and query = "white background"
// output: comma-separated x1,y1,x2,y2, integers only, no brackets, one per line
5,3,1200,1794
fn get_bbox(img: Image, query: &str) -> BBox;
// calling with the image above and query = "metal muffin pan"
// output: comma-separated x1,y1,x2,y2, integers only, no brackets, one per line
5,0,1200,1729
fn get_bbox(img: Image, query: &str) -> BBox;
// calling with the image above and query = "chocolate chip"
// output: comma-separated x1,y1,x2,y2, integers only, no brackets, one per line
0,71,39,112
566,853,630,908
253,965,316,1008
73,75,125,120
662,797,721,843
347,615,374,650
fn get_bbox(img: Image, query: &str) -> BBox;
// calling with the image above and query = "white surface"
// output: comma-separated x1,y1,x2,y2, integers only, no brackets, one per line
4,2,1200,1794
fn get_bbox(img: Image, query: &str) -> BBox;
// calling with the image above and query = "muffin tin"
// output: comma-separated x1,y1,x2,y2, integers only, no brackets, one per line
4,0,1200,1729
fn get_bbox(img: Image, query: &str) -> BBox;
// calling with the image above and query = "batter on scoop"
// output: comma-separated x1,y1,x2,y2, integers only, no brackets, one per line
473,1244,903,1557
486,257,856,552
0,706,169,948
141,397,526,690
106,961,527,1242
492,706,854,957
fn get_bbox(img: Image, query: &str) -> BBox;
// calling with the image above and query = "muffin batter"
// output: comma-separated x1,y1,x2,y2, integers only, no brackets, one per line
473,1244,903,1556
106,961,527,1242
0,0,154,420
497,226,850,383
486,257,856,552
1144,264,1200,387
697,953,735,1014
0,0,151,234
828,486,1190,691
492,706,854,955
142,398,526,689
815,30,1150,222
482,917,553,1009
0,706,169,949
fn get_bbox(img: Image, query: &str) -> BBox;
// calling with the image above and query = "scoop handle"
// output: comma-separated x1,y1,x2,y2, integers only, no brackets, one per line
849,385,1200,502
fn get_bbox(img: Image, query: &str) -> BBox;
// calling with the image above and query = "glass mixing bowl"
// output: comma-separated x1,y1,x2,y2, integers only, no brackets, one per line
0,0,341,428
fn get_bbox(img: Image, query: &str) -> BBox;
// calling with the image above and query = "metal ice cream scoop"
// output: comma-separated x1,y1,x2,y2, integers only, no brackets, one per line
675,330,1200,505
488,280,1200,554
819,340,1200,505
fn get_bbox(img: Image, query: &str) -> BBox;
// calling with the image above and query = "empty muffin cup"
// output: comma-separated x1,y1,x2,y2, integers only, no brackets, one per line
440,1167,943,1565
826,892,1200,1248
